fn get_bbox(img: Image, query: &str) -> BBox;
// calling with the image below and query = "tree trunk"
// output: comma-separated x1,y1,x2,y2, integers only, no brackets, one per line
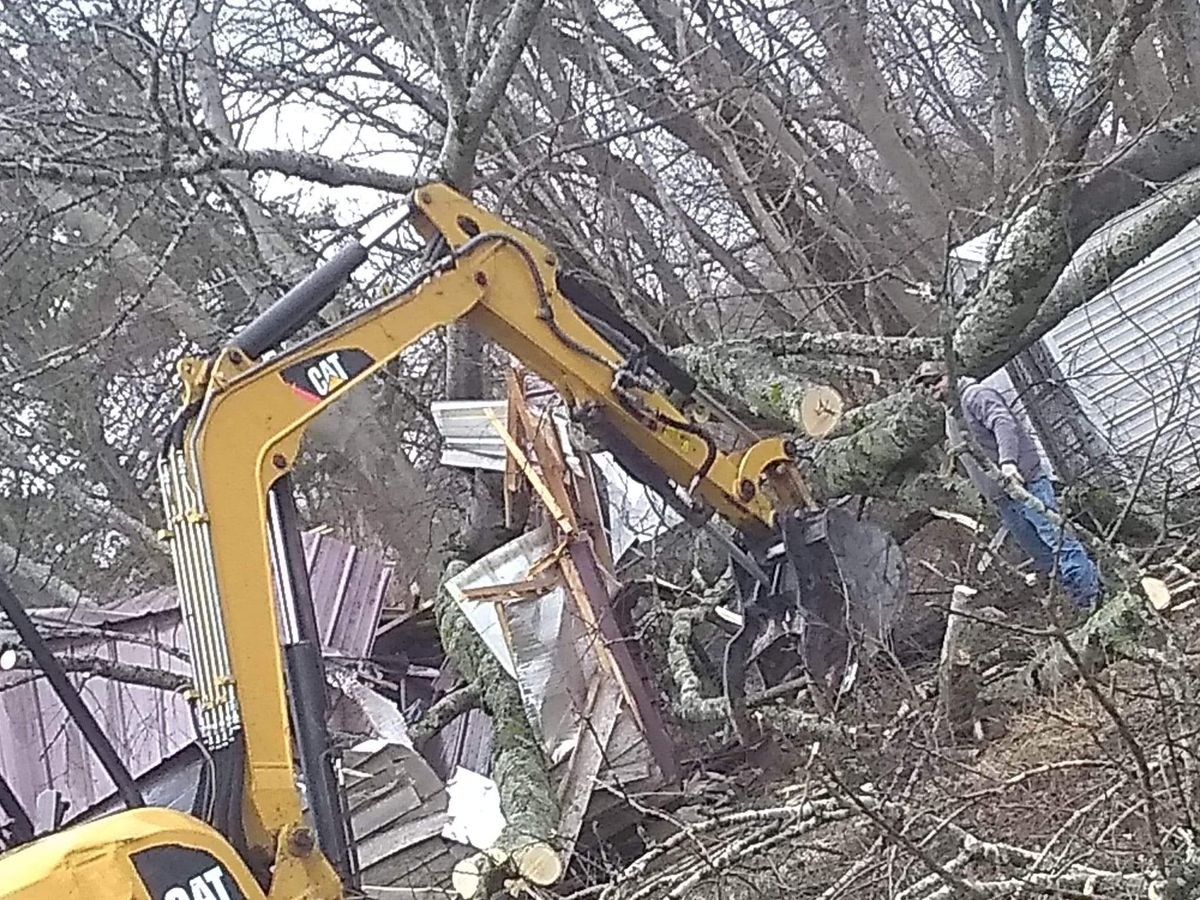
435,561,560,896
1006,342,1126,487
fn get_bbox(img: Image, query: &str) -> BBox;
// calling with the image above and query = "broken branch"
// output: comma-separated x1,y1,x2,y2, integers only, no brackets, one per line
705,332,943,360
4,652,189,693
409,683,481,745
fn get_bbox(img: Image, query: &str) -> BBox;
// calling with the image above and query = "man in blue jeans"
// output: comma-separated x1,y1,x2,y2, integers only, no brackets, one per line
916,362,1101,610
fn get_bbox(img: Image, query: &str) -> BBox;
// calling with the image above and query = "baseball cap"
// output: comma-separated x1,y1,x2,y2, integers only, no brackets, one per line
913,360,947,384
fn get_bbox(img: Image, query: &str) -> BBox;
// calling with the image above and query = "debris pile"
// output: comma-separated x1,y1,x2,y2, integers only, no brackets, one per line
334,368,681,896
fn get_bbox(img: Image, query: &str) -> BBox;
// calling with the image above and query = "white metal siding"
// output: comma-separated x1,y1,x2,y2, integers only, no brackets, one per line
952,214,1200,488
1042,217,1200,486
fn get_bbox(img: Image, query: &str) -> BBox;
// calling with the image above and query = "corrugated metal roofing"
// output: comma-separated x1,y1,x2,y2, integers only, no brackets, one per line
430,398,580,473
422,708,494,782
304,531,393,659
952,212,1200,486
0,600,191,820
430,400,679,562
430,400,509,470
1044,217,1200,483
0,529,393,823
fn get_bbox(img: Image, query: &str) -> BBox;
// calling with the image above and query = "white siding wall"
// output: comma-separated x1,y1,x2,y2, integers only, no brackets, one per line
1043,218,1200,486
953,214,1200,487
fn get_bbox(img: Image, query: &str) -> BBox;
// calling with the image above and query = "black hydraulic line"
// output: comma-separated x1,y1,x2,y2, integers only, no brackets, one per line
189,744,214,822
269,478,356,887
230,241,370,359
161,399,202,457
283,643,354,879
0,575,144,809
0,770,34,847
210,743,241,843
270,478,325,652
557,271,697,399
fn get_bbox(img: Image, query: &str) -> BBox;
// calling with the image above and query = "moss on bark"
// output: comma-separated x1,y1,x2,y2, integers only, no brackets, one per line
825,390,922,439
671,344,825,427
983,588,1151,701
435,561,558,884
810,390,945,500
887,469,982,516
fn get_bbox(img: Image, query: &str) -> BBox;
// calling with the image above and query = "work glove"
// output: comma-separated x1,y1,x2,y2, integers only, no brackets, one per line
1000,461,1023,485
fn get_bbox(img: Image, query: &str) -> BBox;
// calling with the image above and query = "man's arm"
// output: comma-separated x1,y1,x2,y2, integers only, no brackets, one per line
945,408,998,497
964,385,1023,465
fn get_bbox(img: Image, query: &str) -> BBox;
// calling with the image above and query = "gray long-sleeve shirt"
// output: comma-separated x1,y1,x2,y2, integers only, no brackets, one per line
946,378,1046,499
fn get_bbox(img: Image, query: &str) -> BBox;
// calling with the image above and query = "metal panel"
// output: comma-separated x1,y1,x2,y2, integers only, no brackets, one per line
0,529,393,821
0,606,192,818
301,531,392,659
432,401,679,564
430,400,509,471
423,708,493,782
952,213,1200,487
1043,216,1200,485
430,399,582,474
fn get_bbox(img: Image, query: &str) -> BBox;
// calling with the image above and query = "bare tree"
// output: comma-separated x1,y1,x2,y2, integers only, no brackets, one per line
5,0,1200,895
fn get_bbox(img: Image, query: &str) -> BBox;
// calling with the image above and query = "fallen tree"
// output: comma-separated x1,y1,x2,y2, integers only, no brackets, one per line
655,31,1200,704
433,559,562,898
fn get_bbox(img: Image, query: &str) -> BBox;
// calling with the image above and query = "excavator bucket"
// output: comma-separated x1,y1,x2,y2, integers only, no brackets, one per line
724,504,907,740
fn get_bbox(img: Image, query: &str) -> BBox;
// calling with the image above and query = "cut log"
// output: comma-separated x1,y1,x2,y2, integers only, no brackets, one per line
800,385,844,437
937,585,981,738
1142,577,1171,611
512,839,563,885
670,343,840,429
451,854,486,899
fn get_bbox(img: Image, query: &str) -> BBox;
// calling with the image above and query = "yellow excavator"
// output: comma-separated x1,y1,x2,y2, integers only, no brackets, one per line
0,184,840,900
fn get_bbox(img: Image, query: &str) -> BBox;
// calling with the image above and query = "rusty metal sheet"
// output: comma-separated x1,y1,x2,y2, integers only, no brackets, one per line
0,529,393,820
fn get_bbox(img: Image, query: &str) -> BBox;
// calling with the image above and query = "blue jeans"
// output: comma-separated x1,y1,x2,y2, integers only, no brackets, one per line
994,477,1100,609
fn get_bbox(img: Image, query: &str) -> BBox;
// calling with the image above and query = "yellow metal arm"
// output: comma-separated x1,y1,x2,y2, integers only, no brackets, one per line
165,183,804,895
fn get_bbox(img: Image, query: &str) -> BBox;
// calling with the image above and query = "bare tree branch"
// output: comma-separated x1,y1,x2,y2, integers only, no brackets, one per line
4,653,189,692
0,538,87,608
1,147,418,194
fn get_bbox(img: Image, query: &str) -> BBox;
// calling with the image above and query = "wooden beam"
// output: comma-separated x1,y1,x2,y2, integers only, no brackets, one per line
503,369,532,530
459,572,561,602
483,408,573,534
559,552,626,695
565,540,678,782
554,677,622,870
570,456,617,587
498,395,676,781
507,389,578,533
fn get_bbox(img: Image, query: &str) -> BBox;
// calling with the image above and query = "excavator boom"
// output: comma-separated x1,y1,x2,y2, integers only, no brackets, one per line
1,184,818,900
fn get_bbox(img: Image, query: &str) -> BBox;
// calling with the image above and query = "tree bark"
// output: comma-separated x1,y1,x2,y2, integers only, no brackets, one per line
409,683,481,745
0,537,87,608
6,652,189,692
993,588,1147,698
937,586,982,738
811,392,946,502
435,561,559,895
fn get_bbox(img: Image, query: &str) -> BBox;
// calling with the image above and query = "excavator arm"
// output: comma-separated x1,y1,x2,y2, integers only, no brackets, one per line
0,184,824,900
160,184,823,895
